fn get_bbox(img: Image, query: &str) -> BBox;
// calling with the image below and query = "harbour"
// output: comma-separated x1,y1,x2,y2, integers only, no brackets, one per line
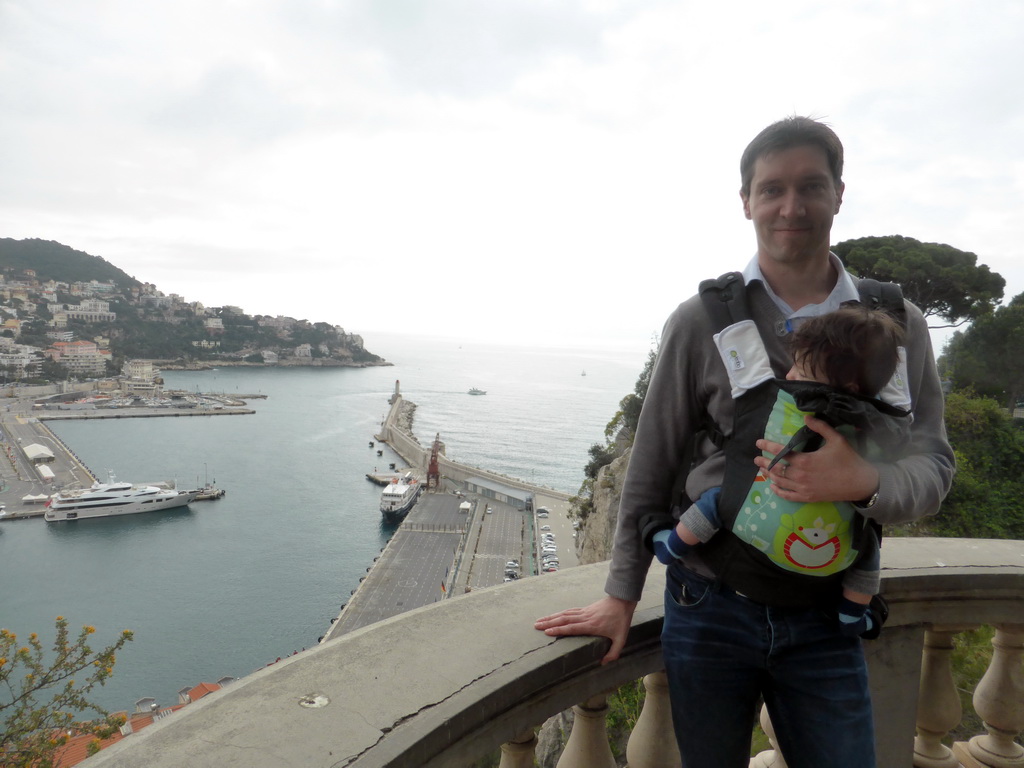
0,336,647,715
0,377,578,643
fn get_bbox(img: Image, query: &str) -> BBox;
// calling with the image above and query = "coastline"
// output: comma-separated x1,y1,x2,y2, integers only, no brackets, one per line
157,358,394,371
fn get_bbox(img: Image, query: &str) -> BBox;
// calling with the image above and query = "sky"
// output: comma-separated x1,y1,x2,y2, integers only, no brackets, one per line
2,0,1022,354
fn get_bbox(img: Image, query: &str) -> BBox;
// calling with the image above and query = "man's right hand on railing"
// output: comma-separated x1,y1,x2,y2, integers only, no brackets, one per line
534,596,638,665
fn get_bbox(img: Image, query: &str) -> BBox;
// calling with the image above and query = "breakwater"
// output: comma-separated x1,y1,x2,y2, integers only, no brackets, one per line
376,391,572,506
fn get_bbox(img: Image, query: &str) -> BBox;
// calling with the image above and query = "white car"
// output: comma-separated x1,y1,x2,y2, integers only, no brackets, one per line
540,525,551,531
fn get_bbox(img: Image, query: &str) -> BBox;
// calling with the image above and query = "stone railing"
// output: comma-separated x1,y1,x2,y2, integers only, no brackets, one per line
82,538,1024,768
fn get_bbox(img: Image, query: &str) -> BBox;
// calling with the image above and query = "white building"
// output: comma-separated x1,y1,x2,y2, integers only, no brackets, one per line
121,359,162,396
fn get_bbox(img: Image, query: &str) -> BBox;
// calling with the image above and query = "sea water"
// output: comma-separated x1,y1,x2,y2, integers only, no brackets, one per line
0,333,648,713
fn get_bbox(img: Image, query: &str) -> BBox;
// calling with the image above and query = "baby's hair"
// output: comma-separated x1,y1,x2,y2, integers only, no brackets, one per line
790,305,904,396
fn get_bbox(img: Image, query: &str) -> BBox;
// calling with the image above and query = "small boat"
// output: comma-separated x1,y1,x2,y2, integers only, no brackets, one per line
193,484,226,501
581,370,586,376
468,388,486,396
380,473,421,521
44,474,198,522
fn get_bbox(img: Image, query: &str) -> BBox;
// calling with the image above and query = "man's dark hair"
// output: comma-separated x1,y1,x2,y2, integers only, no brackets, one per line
790,305,904,396
740,116,844,197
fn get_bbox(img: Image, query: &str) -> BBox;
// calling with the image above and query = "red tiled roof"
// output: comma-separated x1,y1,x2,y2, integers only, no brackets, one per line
50,703,187,767
186,681,221,702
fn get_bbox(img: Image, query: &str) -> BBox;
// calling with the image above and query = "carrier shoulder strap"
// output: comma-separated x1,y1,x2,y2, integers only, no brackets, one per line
853,277,906,328
699,271,750,334
652,272,752,539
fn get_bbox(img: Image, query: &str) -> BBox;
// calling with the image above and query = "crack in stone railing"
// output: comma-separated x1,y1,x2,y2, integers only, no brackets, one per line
342,639,580,765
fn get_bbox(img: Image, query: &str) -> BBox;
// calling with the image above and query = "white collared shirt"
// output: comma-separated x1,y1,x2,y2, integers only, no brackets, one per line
741,252,859,331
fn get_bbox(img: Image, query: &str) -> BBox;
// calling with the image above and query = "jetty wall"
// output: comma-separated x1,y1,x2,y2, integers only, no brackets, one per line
377,394,572,503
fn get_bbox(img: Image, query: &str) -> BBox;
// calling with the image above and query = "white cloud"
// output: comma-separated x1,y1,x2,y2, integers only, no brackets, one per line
2,0,1023,349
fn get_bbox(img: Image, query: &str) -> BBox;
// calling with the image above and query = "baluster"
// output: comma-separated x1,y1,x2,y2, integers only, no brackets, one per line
914,626,969,768
962,624,1024,768
749,704,788,768
556,694,617,768
626,671,681,768
498,727,537,768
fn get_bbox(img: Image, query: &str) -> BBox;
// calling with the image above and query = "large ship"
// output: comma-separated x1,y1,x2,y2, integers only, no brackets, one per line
44,476,199,522
380,473,421,521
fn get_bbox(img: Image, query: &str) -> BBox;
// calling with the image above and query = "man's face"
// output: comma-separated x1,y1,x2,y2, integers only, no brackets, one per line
740,145,844,268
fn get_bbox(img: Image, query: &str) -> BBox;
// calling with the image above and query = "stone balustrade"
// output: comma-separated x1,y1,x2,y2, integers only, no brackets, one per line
82,538,1024,768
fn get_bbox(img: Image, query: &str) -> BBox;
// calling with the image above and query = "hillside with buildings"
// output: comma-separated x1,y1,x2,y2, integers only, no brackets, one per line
0,238,386,384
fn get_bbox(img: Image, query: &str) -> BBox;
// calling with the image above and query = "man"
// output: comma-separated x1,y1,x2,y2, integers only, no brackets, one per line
535,116,955,767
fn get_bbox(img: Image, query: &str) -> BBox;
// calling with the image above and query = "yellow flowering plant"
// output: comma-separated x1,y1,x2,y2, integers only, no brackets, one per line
0,616,133,768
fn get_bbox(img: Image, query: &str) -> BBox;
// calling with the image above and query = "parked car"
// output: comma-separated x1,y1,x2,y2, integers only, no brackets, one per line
540,525,551,531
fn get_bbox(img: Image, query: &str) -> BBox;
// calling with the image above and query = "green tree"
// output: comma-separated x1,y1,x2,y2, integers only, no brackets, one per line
913,390,1024,539
572,344,658,521
1,617,133,768
940,294,1024,411
604,345,657,442
833,235,1004,328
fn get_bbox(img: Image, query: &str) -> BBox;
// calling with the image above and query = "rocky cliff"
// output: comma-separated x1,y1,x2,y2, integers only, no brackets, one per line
575,446,631,564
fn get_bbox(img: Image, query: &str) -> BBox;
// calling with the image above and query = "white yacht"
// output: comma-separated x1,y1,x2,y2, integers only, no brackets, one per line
380,473,420,521
45,476,198,522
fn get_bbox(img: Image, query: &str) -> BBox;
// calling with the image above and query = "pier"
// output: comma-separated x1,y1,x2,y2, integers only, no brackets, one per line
321,382,576,643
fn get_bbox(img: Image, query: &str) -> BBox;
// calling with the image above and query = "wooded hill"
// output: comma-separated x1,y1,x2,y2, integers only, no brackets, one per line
0,238,384,375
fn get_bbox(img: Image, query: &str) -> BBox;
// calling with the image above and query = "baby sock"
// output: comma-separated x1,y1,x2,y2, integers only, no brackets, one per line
652,527,691,565
838,596,875,637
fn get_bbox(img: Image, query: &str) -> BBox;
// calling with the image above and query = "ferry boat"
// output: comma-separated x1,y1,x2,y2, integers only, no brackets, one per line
380,473,420,521
44,476,199,522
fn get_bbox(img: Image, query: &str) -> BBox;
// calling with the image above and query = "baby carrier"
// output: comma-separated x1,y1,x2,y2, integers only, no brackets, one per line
644,272,911,607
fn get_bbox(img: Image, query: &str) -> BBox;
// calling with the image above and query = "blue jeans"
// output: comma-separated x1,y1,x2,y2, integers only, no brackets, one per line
661,562,875,768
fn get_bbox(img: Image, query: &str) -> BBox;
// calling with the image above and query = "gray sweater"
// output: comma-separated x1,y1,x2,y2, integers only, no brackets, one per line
603,279,956,603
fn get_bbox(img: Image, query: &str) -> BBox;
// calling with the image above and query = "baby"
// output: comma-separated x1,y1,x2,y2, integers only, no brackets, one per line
654,304,906,637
